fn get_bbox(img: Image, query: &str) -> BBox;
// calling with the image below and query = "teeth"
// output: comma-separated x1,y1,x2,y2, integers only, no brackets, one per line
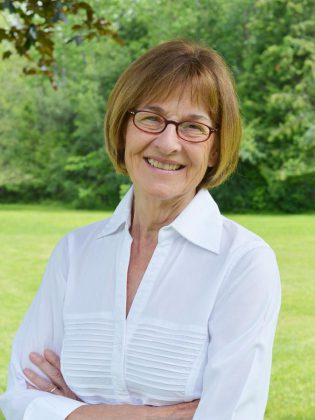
147,158,181,171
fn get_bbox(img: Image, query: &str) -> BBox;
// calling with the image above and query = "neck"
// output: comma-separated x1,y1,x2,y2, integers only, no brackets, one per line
130,187,196,241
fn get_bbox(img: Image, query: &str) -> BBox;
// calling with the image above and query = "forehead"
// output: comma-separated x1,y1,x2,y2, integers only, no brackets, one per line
141,83,201,102
140,81,208,109
138,88,211,121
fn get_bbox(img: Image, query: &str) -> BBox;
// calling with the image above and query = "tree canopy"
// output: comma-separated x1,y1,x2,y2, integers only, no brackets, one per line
0,0,314,212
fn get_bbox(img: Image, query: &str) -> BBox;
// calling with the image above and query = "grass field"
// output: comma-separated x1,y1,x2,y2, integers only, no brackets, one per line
0,205,314,419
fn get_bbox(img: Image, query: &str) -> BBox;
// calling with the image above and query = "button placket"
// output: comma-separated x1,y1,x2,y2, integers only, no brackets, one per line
111,228,132,399
125,229,173,330
113,226,174,400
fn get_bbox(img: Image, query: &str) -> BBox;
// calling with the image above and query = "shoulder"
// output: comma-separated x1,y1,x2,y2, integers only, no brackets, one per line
46,217,111,266
220,215,275,259
219,214,279,277
217,216,281,309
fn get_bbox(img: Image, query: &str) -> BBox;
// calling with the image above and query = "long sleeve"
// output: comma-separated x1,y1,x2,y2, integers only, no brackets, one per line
0,236,86,420
193,245,281,420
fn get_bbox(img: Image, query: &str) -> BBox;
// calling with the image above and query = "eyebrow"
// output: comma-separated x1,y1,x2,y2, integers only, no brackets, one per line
143,105,211,123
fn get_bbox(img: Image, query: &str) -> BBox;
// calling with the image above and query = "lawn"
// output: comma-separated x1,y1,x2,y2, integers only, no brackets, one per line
0,205,314,419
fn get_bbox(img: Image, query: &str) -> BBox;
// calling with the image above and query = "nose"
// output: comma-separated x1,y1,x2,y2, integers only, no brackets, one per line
154,122,181,154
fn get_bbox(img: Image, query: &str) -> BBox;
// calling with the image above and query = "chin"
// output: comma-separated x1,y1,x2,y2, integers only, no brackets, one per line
137,182,195,203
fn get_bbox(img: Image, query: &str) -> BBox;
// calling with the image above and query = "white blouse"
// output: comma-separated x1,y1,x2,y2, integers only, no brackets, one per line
0,188,281,420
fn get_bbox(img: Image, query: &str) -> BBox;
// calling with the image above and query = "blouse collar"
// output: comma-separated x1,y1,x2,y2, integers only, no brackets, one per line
97,186,222,254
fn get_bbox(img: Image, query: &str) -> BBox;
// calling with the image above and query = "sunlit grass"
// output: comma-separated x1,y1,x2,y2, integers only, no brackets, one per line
229,214,315,419
0,206,314,419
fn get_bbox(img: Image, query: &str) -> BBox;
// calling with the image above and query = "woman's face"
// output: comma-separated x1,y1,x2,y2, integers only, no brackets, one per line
124,87,218,205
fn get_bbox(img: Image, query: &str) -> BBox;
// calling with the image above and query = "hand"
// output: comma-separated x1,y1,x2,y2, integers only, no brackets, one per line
24,350,80,401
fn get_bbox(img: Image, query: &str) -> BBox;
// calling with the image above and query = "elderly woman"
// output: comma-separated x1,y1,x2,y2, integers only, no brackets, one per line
0,40,281,420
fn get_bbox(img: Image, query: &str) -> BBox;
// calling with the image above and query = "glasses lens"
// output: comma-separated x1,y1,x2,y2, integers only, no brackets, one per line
134,111,165,132
179,122,210,142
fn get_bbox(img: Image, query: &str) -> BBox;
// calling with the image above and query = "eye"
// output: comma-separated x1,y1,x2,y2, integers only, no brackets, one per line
135,112,165,130
142,115,161,122
186,123,202,130
140,113,163,123
181,122,208,135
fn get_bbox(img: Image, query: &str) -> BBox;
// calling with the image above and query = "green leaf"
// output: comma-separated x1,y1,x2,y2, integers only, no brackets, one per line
2,50,12,59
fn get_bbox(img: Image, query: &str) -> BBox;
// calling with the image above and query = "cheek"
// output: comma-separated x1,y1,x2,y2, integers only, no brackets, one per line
192,145,213,169
185,150,210,183
125,124,152,153
203,141,217,168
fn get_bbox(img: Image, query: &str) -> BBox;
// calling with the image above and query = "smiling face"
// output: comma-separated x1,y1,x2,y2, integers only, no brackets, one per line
124,88,218,205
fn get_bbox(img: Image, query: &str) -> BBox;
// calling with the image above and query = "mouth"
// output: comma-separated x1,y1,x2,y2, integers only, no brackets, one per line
145,158,184,171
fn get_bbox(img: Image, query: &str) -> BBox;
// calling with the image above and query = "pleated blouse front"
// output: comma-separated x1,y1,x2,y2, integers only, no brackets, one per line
61,188,215,406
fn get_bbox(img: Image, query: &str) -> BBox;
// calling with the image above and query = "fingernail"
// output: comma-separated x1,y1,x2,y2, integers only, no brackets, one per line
24,368,34,378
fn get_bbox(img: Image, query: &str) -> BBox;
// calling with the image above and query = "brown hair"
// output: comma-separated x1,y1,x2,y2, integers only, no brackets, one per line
105,39,241,188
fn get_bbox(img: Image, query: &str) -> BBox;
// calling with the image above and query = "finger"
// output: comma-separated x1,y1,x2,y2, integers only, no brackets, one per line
44,349,61,370
29,352,65,388
44,350,76,396
29,352,80,401
23,368,62,395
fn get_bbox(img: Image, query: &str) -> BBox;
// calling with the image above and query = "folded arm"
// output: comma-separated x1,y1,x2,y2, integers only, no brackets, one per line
0,237,87,420
23,350,198,419
193,245,281,420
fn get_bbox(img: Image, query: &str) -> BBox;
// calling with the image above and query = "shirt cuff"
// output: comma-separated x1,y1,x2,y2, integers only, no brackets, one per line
23,394,86,420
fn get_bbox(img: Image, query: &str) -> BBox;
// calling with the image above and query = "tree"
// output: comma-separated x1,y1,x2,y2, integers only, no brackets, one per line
0,0,314,211
239,0,315,210
0,0,121,86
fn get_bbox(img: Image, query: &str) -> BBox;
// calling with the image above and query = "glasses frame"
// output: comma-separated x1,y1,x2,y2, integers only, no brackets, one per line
128,110,219,143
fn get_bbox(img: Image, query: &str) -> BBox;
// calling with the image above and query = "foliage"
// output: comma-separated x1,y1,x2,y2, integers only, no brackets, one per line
238,0,315,211
0,0,121,85
0,0,314,211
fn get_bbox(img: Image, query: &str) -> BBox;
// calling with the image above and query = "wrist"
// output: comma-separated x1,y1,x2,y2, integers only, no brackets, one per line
66,403,156,419
145,404,177,420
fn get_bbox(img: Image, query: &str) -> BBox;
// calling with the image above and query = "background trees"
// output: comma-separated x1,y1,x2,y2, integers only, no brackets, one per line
0,0,314,211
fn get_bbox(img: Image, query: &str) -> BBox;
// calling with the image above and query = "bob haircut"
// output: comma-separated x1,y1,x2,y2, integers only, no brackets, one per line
105,39,241,189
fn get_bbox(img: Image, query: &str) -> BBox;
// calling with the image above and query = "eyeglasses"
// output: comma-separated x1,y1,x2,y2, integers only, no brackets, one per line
128,110,218,143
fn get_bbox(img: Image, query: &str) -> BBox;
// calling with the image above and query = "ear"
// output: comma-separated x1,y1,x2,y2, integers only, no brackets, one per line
208,147,218,167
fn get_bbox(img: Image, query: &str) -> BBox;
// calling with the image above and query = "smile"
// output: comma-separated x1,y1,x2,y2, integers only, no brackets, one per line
146,158,183,171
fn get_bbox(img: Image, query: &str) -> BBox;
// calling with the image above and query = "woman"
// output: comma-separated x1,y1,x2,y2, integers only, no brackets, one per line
0,40,281,420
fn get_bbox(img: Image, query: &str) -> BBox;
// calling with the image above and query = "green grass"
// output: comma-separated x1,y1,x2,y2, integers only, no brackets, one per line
0,206,314,419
